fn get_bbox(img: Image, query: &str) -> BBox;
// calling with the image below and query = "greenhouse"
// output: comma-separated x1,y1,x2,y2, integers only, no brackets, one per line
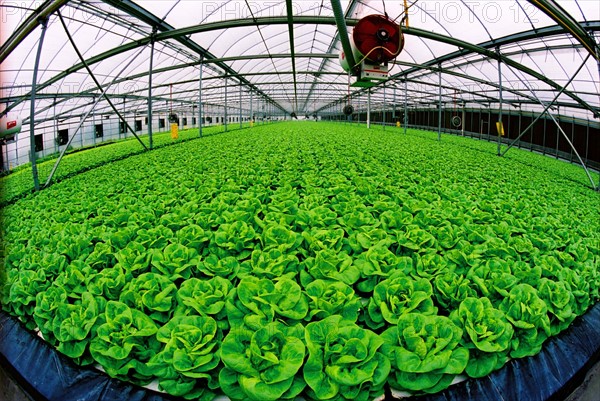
0,1,599,400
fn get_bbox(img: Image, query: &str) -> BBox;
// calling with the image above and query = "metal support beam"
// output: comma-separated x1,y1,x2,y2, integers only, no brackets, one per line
285,0,299,112
29,18,49,192
331,0,357,75
404,80,408,134
239,83,243,129
497,48,503,156
148,31,155,149
502,53,597,189
438,65,442,141
383,83,386,131
461,105,466,136
526,0,599,61
503,53,590,156
250,90,253,124
56,11,148,151
0,0,69,63
367,89,371,129
198,60,203,138
224,77,228,132
44,40,150,188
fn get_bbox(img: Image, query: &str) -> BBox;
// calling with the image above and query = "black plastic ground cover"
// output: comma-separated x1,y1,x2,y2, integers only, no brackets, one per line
1,303,599,401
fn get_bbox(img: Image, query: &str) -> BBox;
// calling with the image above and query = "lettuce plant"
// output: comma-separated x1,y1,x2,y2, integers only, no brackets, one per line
260,223,303,253
7,268,51,328
300,249,360,287
381,313,468,394
120,272,177,324
176,224,212,255
226,276,308,330
537,278,576,335
433,272,477,311
90,301,161,384
305,279,361,322
33,285,69,345
366,272,437,329
150,242,200,281
353,243,412,293
240,249,300,280
219,321,306,401
450,297,514,378
87,264,131,301
176,276,233,330
197,254,240,280
303,315,390,401
498,284,551,358
52,292,101,365
149,315,222,400
213,221,257,259
114,241,151,275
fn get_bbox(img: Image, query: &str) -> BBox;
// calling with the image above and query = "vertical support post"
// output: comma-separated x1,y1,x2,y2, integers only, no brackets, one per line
53,100,58,152
92,103,96,146
497,48,503,155
224,77,228,132
29,18,48,191
148,32,155,149
239,84,243,129
404,80,408,134
517,107,522,149
367,88,371,129
542,116,547,155
382,83,386,131
570,116,575,163
461,105,465,136
250,90,253,125
198,60,203,137
555,115,560,159
438,64,442,141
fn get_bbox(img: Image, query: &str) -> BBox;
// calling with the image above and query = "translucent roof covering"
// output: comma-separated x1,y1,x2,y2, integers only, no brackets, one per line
1,0,599,124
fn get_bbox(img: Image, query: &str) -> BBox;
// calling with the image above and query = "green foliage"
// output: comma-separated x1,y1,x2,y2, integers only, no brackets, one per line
220,321,306,401
149,315,222,400
450,297,513,378
366,272,437,329
2,122,599,399
381,313,468,393
304,315,390,401
89,301,161,383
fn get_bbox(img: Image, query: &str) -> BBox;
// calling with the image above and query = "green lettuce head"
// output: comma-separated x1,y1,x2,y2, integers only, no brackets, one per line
219,321,306,401
381,313,468,394
303,315,390,401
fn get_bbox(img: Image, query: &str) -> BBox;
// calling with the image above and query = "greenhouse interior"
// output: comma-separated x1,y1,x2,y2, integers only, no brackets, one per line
1,1,599,400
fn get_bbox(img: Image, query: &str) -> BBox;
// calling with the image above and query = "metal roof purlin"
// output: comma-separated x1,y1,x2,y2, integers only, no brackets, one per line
0,0,70,63
101,0,287,113
525,0,599,61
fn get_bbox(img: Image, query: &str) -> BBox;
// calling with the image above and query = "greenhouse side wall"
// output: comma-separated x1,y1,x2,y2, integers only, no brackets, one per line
326,109,600,170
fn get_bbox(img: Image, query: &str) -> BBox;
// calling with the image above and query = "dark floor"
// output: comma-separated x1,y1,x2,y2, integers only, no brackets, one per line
1,357,599,401
0,362,31,401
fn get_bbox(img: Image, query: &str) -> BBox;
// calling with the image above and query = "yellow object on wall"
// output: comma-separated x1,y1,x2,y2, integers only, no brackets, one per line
496,122,505,136
396,121,401,128
171,123,179,139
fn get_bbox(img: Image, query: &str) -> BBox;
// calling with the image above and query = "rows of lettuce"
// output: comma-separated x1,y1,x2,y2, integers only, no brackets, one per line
0,123,242,206
2,122,599,401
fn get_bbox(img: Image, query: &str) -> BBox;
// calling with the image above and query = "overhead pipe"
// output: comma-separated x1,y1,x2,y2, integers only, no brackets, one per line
331,0,358,75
